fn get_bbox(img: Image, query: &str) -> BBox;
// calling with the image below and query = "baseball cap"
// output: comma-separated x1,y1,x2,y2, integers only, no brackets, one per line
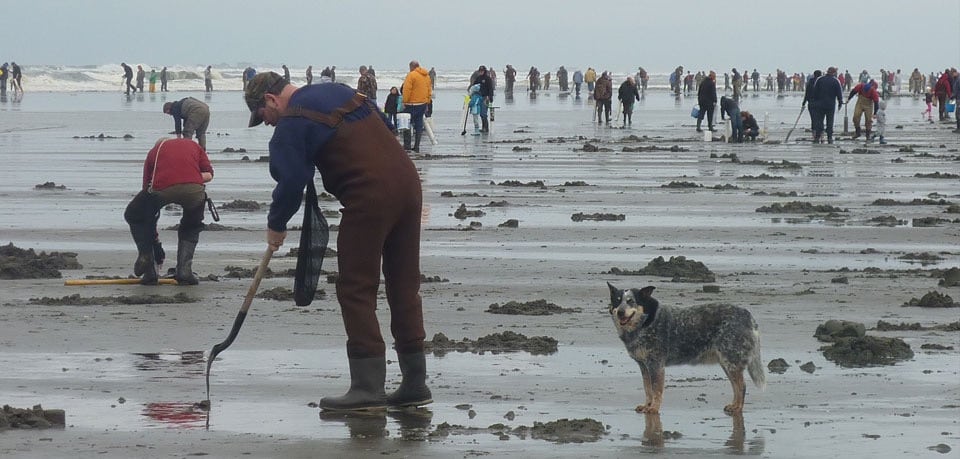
244,72,287,127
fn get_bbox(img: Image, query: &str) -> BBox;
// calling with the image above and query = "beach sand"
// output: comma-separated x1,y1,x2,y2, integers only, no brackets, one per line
1,88,958,458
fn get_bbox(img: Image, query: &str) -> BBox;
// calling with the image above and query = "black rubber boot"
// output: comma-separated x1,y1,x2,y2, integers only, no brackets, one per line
852,126,861,139
130,225,158,285
174,240,199,285
480,117,489,133
386,352,433,408
412,131,421,152
320,357,387,412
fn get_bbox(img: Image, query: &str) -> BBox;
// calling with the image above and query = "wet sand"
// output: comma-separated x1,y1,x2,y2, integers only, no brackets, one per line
1,89,958,458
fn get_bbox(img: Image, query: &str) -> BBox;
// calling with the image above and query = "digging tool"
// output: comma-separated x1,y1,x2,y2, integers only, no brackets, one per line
65,278,178,286
843,102,849,134
460,94,470,136
784,105,805,142
205,248,273,402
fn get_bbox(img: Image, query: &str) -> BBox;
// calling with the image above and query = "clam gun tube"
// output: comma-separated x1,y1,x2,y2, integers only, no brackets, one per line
65,278,179,286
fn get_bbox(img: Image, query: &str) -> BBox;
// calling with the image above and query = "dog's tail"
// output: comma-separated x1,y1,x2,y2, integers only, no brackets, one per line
747,324,766,390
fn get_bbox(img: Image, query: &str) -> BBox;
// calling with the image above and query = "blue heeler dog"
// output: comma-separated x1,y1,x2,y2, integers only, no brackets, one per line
607,283,765,414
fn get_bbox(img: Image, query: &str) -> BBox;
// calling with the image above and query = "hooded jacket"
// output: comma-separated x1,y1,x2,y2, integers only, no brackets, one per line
402,66,432,105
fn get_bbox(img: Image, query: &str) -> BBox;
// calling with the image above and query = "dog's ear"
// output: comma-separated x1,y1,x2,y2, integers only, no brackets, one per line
607,282,617,294
638,286,656,298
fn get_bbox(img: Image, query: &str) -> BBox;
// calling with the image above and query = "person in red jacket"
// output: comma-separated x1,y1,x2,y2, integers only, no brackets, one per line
933,69,953,121
846,79,880,139
123,138,214,285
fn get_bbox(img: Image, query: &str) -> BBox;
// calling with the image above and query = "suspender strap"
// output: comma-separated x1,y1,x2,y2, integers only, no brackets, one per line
281,92,369,128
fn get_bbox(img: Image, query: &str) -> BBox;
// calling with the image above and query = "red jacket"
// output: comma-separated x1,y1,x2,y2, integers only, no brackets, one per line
142,138,213,191
934,73,953,98
850,82,880,104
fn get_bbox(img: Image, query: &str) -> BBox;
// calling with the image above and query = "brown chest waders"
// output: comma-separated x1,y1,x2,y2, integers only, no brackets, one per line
281,94,425,359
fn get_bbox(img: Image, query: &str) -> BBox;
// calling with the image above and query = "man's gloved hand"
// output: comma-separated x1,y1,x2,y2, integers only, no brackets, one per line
153,240,165,266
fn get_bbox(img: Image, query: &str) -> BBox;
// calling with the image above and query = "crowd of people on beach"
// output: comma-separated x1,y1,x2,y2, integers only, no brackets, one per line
0,61,23,98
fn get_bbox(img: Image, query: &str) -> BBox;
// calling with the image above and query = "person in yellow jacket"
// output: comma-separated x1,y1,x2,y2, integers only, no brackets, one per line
401,60,432,152
584,67,597,93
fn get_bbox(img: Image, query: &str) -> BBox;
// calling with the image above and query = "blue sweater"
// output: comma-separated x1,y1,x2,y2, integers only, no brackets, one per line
267,83,391,231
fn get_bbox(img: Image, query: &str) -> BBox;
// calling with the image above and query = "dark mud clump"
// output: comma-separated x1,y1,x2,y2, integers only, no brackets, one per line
756,201,848,214
526,418,607,444
512,146,532,152
285,247,338,258
495,180,547,189
814,320,866,342
737,173,785,180
0,405,66,430
920,344,955,351
902,291,957,308
767,358,790,374
0,243,82,279
453,204,485,220
440,191,485,198
874,320,923,331
939,267,960,287
898,252,944,263
486,299,581,315
606,256,716,283
661,181,702,189
914,171,960,179
166,222,249,231
256,286,325,301
498,219,519,228
223,265,295,278
220,200,262,211
421,274,449,283
571,212,625,222
424,331,558,356
869,215,907,226
561,181,590,187
821,336,914,367
220,147,247,153
34,181,67,190
28,293,197,306
870,198,954,206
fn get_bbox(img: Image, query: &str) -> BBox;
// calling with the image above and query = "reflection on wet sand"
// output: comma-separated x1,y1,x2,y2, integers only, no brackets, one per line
317,408,434,442
642,412,765,455
142,401,208,429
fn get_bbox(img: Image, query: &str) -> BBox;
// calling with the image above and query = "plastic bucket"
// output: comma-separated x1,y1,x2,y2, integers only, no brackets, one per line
396,113,411,130
690,105,700,118
947,102,956,113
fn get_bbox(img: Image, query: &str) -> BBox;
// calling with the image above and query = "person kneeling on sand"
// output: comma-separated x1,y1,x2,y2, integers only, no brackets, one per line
123,138,213,285
741,111,760,141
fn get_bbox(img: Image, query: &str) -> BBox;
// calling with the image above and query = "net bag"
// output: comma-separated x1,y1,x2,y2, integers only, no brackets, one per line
294,180,329,306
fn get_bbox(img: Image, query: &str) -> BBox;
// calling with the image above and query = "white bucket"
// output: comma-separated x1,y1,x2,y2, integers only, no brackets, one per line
703,128,711,142
396,113,411,130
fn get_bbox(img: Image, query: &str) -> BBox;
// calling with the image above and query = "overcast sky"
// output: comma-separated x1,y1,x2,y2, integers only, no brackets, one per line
7,0,960,74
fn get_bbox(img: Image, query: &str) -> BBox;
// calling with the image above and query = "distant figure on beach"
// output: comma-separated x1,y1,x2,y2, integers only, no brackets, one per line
696,71,718,133
635,67,647,93
357,65,378,102
320,66,333,83
121,62,136,95
844,70,853,91
875,100,887,144
149,69,157,93
136,65,145,93
803,70,822,139
922,88,934,121
11,62,22,94
719,95,742,143
305,66,313,85
468,83,483,135
933,69,953,121
243,67,256,90
808,67,844,144
402,60,433,152
543,72,551,90
367,66,376,78
124,137,213,285
617,77,640,126
428,67,437,89
740,111,759,141
952,68,960,132
527,66,540,94
243,71,431,413
160,66,169,92
572,69,583,97
909,68,922,95
584,67,597,93
847,79,880,140
330,66,336,83
384,86,400,128
487,66,496,91
282,64,290,83
204,66,213,92
0,62,8,98
752,69,760,91
731,68,742,102
593,71,613,125
472,66,493,133
504,65,516,95
163,97,211,150
557,66,568,92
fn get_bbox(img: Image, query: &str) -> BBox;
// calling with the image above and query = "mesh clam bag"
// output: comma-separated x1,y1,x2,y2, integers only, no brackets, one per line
294,180,329,306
